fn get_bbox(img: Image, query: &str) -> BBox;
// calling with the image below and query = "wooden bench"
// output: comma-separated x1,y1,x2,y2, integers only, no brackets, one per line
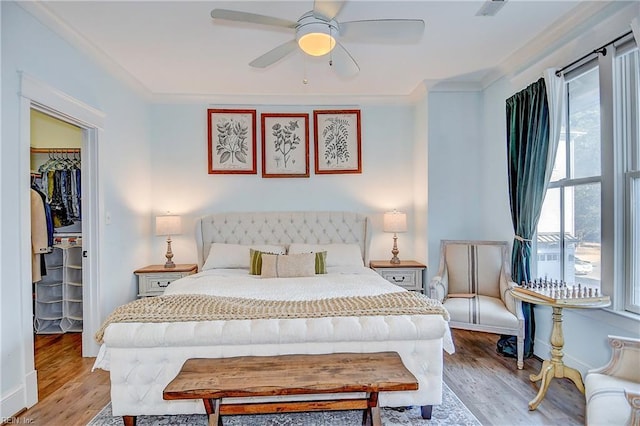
156,352,418,426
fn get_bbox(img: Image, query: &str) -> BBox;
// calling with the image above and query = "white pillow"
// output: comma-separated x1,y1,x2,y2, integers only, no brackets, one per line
287,243,363,267
202,243,286,270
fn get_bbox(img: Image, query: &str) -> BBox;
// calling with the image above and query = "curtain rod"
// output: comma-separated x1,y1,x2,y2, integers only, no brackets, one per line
555,30,633,76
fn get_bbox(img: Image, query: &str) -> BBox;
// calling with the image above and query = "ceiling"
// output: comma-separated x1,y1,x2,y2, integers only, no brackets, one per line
30,1,612,97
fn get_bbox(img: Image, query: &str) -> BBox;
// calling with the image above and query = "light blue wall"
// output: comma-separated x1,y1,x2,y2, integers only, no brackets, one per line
427,90,486,278
148,102,424,264
1,1,152,412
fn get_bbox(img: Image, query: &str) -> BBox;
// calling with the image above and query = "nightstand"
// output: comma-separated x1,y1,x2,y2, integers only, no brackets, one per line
134,264,198,297
369,260,426,293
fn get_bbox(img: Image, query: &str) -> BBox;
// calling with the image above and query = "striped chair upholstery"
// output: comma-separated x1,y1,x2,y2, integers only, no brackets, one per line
585,335,640,426
430,240,525,369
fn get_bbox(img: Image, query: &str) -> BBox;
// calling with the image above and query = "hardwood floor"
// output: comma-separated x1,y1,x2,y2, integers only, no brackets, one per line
12,333,110,426
10,329,585,425
445,329,584,425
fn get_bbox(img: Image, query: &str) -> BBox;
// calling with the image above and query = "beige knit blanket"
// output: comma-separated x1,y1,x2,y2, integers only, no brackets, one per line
95,292,449,344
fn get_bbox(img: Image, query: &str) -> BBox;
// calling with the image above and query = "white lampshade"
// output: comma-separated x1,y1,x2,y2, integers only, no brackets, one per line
155,215,182,236
383,211,407,233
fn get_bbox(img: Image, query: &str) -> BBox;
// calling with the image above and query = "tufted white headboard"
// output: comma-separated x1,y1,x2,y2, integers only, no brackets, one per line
195,211,370,269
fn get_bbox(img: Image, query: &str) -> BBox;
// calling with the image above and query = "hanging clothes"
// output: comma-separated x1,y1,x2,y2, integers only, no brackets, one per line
31,183,54,248
31,189,49,283
38,152,81,228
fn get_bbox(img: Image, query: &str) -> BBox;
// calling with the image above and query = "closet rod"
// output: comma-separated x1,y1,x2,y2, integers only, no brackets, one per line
30,148,80,154
555,30,633,76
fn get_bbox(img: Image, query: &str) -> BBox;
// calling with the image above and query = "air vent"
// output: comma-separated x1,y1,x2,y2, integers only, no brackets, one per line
475,0,507,17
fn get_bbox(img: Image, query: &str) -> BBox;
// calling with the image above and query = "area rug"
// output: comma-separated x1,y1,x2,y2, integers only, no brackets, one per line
87,382,480,425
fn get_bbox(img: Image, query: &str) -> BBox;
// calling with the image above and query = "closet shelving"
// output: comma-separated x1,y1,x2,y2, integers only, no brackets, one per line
61,243,83,332
34,246,64,334
34,239,83,334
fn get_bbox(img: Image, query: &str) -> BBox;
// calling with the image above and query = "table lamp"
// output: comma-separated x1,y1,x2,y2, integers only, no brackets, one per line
155,214,182,268
383,210,407,264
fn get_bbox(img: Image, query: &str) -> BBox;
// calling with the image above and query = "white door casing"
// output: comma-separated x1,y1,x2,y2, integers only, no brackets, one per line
19,72,103,407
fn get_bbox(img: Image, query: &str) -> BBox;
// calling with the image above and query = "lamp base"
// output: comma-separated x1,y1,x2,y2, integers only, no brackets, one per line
164,237,176,269
390,234,401,264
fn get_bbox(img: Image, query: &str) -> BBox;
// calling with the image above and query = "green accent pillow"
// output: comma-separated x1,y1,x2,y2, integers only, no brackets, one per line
250,249,327,275
314,251,327,274
249,249,267,275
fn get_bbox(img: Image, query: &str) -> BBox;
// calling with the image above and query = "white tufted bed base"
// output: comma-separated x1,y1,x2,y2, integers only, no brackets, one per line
93,212,454,417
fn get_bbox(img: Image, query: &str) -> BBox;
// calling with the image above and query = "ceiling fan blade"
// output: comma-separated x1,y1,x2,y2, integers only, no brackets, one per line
330,42,359,77
339,19,425,42
211,9,297,29
313,0,345,21
249,40,298,68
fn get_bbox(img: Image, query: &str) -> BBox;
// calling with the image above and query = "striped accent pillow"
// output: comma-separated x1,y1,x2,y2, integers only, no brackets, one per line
249,249,278,275
250,249,326,275
261,253,316,278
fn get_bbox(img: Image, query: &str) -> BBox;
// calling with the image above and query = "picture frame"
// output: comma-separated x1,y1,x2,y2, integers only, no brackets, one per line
313,109,362,174
261,113,310,178
207,109,257,174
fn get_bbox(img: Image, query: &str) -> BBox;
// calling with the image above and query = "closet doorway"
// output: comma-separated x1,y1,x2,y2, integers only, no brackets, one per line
30,110,85,399
20,73,103,408
31,110,83,331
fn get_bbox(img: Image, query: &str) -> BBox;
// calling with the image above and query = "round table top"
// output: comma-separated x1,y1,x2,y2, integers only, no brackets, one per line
509,288,611,309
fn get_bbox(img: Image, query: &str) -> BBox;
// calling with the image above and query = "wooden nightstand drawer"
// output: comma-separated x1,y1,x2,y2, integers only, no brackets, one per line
369,260,426,293
379,269,417,287
139,273,184,295
135,264,197,297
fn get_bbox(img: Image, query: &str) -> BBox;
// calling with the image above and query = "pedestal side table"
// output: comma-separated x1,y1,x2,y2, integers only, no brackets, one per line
509,289,611,411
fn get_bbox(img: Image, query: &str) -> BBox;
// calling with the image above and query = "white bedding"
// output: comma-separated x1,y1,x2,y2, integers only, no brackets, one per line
164,266,405,300
95,211,453,417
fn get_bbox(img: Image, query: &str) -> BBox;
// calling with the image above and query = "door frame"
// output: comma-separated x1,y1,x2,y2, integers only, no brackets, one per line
19,73,103,406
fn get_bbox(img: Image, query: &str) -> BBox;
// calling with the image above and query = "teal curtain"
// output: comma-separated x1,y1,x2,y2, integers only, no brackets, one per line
498,78,550,359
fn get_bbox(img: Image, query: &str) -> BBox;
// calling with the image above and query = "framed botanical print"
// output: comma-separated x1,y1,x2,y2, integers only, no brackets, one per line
313,109,362,174
207,109,257,174
261,113,310,178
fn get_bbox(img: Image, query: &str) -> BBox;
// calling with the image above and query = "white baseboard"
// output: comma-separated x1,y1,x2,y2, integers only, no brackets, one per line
0,370,38,420
0,385,25,420
25,370,38,407
533,338,591,376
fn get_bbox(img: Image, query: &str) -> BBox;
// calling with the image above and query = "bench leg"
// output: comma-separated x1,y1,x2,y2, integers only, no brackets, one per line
362,392,381,426
421,405,433,419
122,416,136,426
203,398,222,426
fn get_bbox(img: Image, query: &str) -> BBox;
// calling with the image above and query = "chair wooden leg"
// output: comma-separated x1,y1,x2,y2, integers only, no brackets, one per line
517,334,525,369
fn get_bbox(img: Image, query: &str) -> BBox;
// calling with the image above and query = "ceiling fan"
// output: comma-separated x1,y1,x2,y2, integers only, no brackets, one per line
210,0,425,77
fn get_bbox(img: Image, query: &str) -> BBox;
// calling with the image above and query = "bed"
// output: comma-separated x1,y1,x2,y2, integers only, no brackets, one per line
93,211,454,419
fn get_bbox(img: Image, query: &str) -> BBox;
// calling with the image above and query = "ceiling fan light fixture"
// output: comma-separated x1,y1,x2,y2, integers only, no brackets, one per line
297,21,336,56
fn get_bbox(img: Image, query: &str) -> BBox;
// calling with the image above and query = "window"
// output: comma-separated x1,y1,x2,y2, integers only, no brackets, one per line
617,47,640,314
536,35,639,316
537,65,602,288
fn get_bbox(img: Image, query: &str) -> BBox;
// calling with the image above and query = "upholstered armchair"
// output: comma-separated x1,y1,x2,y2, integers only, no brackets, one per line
585,335,640,426
429,240,524,369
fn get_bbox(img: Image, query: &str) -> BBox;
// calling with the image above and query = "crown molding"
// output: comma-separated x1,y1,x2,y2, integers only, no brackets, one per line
481,1,632,89
18,1,153,101
426,80,483,93
150,92,417,106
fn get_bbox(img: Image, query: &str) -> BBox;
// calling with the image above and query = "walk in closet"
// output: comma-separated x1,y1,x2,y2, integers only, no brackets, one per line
30,109,84,335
